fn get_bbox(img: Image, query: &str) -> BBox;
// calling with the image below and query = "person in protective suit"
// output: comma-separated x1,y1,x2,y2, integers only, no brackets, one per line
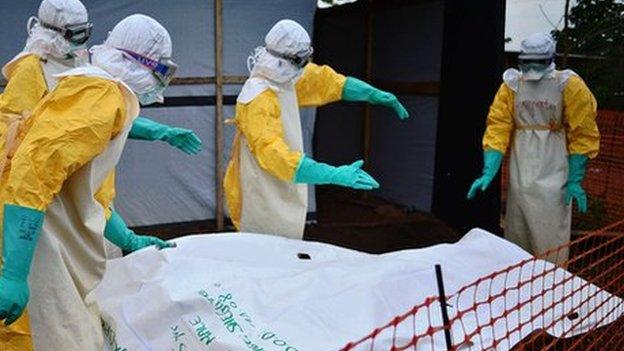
467,33,600,264
225,19,410,239
0,3,199,348
0,14,178,350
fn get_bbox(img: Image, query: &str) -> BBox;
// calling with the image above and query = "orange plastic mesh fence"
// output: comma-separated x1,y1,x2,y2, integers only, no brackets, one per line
577,110,624,230
339,220,624,351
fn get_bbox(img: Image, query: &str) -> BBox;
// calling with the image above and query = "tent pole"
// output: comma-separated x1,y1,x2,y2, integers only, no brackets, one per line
214,0,225,231
362,0,373,170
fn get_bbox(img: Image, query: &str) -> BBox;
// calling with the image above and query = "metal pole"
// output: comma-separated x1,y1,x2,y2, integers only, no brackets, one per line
435,264,453,351
214,0,225,231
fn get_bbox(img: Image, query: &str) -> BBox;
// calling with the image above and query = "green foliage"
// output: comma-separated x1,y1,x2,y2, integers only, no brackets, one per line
553,0,624,110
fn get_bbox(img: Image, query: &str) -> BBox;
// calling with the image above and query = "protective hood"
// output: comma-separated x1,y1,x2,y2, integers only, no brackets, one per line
23,0,89,60
247,19,311,84
247,47,303,84
90,14,172,100
518,33,556,60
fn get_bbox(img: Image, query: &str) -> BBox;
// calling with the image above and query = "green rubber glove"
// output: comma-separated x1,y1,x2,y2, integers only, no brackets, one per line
294,156,380,190
565,154,588,214
104,211,172,253
0,204,45,325
342,77,409,120
467,150,504,200
129,117,203,155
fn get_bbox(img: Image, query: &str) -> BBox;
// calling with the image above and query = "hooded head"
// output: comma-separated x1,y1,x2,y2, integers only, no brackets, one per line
24,0,91,63
518,33,556,81
90,14,176,105
247,19,313,84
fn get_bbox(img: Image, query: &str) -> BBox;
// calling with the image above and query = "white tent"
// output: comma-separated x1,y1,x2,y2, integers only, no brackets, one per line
0,0,318,227
0,0,507,235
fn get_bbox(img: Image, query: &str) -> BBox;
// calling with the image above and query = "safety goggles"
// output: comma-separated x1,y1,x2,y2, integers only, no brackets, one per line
267,47,314,69
518,57,553,66
118,48,178,86
40,21,93,45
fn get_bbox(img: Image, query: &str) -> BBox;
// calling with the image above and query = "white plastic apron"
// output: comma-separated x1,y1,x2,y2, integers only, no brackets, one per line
505,72,570,264
239,82,308,239
26,66,139,351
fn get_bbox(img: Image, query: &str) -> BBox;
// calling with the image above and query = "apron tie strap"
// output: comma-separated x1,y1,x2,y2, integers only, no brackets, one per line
224,117,238,126
516,121,563,132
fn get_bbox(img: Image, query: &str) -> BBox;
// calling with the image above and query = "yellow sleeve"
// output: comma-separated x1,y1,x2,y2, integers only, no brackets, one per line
0,55,48,153
236,89,302,181
482,83,515,153
4,76,127,211
295,63,347,108
94,171,116,220
0,55,48,116
563,75,599,158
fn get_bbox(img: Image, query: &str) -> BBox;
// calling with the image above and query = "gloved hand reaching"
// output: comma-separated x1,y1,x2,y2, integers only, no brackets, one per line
104,211,173,253
119,233,172,253
162,127,203,155
467,150,504,200
129,117,203,155
343,77,409,120
565,154,589,213
294,156,380,190
0,204,45,325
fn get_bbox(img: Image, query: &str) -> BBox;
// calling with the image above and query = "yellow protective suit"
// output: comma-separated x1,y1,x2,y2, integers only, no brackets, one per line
0,54,117,216
3,75,128,209
0,54,48,351
0,55,48,181
224,63,346,235
482,69,599,262
0,54,118,350
483,74,599,157
1,68,138,350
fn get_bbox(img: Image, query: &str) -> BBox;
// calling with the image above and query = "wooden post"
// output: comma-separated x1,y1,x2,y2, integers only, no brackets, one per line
214,0,225,231
362,0,373,167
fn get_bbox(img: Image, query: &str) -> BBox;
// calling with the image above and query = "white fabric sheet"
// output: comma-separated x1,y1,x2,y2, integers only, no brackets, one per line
92,229,622,350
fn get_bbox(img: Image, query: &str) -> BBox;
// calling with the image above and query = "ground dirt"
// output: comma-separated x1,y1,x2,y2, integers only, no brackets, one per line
304,187,460,254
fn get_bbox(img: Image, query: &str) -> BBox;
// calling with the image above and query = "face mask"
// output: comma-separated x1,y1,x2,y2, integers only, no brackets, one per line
138,84,166,106
519,61,554,81
65,43,89,64
248,47,304,84
520,63,548,73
